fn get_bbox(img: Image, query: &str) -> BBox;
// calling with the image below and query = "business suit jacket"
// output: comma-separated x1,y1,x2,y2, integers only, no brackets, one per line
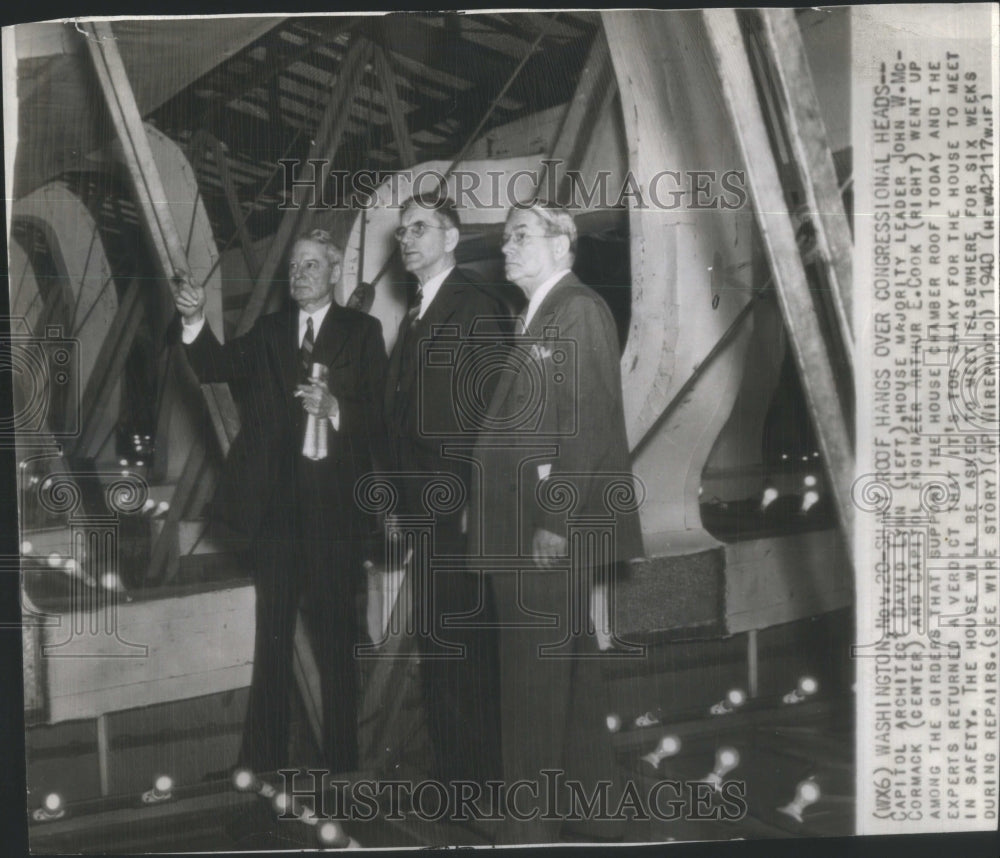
385,267,510,538
181,301,388,773
469,272,642,843
383,268,509,786
469,271,643,562
185,302,388,549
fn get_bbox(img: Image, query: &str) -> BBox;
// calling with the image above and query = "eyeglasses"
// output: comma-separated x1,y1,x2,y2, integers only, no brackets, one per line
394,221,446,242
502,228,556,247
289,259,321,276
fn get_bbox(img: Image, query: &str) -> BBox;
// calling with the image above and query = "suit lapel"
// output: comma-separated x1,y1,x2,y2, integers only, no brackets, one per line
525,273,574,338
386,269,466,413
420,271,465,329
487,274,575,416
278,305,300,394
280,302,353,395
312,303,351,368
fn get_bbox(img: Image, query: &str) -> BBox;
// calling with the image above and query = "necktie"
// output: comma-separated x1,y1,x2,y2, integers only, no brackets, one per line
301,315,315,380
394,290,423,399
406,286,424,324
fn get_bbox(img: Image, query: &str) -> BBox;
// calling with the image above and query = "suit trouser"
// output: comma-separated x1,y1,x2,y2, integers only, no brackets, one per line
418,516,502,786
238,466,360,775
488,568,624,844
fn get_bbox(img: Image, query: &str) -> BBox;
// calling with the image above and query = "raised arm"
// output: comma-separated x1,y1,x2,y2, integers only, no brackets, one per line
173,273,263,383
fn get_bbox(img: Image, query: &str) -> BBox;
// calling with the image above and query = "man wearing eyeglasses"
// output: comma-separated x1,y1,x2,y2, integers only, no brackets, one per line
469,201,643,843
384,194,509,788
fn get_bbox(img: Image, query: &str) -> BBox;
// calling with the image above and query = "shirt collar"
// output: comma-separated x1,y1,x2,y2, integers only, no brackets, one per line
299,300,333,340
416,265,454,319
523,269,570,329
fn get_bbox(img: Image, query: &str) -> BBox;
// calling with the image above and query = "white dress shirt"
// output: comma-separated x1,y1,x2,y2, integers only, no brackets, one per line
522,268,570,329
182,302,339,429
297,300,332,349
414,265,454,320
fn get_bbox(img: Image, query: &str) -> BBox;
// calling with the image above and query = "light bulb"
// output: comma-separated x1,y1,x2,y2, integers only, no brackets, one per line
318,821,346,846
717,747,738,770
798,780,820,803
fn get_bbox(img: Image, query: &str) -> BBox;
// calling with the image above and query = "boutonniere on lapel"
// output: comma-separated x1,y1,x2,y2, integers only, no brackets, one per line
529,342,554,361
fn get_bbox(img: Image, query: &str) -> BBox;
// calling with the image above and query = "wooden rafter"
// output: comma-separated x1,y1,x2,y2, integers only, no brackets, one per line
83,20,240,452
86,24,191,299
701,9,854,536
146,433,211,585
84,19,243,592
236,34,374,336
388,15,535,89
486,12,585,42
539,28,614,203
190,130,261,277
445,15,557,178
73,281,144,460
373,46,416,167
183,18,352,141
757,8,854,352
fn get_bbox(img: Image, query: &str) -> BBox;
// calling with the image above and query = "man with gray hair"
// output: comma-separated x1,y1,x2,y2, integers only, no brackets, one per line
469,200,643,842
173,228,388,775
385,194,509,788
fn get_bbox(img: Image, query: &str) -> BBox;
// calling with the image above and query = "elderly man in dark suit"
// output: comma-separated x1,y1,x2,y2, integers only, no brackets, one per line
173,228,387,775
469,201,644,843
384,194,509,787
